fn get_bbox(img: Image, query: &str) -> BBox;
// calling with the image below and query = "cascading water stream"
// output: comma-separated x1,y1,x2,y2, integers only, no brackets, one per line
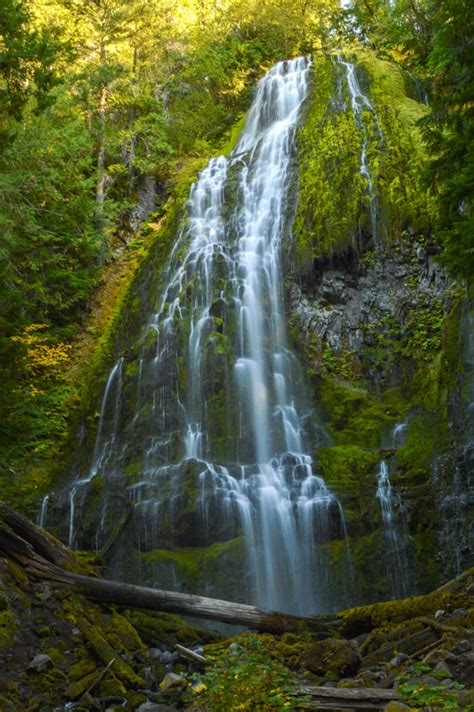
337,55,384,243
44,58,349,615
67,357,124,547
376,431,411,598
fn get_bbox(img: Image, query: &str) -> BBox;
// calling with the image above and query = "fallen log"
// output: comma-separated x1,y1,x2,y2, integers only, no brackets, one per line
292,686,400,710
0,501,72,568
28,565,333,635
175,643,210,667
0,501,333,636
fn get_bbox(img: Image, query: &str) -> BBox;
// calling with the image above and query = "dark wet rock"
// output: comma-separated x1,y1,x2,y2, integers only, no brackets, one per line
137,703,177,712
160,650,175,664
140,666,157,688
420,674,442,686
451,638,472,655
388,653,409,666
433,660,452,676
147,647,164,660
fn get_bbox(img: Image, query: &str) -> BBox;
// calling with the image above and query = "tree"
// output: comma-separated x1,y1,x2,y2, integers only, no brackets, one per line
0,0,58,122
421,0,474,278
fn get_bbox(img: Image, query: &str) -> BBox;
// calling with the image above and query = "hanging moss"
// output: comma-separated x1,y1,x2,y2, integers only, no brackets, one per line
293,49,432,273
140,537,246,599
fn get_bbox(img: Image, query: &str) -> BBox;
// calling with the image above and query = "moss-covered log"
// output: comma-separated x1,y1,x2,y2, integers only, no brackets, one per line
0,501,335,636
32,568,336,635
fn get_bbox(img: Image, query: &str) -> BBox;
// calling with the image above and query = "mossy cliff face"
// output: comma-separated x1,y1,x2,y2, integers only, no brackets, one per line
294,50,432,269
41,50,472,610
289,50,473,602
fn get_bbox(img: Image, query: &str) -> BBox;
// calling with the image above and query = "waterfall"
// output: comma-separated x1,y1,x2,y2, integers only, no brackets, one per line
337,55,384,243
46,58,349,615
38,494,49,528
376,452,410,599
69,357,125,548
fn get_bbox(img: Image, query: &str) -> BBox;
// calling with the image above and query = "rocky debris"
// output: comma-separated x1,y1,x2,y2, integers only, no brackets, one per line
158,672,186,691
136,703,176,712
301,637,361,677
0,503,473,710
0,550,218,711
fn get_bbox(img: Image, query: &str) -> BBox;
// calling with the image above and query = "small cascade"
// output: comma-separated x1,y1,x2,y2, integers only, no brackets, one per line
38,494,49,528
392,422,408,449
337,55,384,243
67,357,125,548
43,58,349,615
376,455,410,599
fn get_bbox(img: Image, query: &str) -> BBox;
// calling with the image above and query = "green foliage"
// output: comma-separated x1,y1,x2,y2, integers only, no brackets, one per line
0,91,103,501
0,0,59,121
396,664,467,710
184,634,305,711
341,0,473,279
421,0,474,279
0,95,102,328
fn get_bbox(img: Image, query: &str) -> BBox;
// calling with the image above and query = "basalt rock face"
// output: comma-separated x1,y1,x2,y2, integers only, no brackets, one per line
287,50,473,603
42,49,473,614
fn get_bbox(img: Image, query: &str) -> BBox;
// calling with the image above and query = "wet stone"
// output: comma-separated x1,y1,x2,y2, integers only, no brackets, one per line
147,648,164,660
451,639,472,655
159,650,175,664
433,661,452,676
420,675,441,686
389,653,409,666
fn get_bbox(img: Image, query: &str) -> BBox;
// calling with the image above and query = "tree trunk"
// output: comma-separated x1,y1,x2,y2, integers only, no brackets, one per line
0,501,335,636
291,686,401,710
30,567,336,635
96,38,107,219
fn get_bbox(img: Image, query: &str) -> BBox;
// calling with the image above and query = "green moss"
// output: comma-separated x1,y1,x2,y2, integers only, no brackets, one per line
356,50,428,137
65,671,99,700
96,675,127,698
141,537,245,594
0,607,16,648
318,445,380,492
294,53,364,267
301,637,360,679
294,49,432,270
220,111,248,155
67,659,96,682
107,612,146,654
320,378,404,448
130,610,221,648
5,559,29,588
77,619,144,688
337,578,473,637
